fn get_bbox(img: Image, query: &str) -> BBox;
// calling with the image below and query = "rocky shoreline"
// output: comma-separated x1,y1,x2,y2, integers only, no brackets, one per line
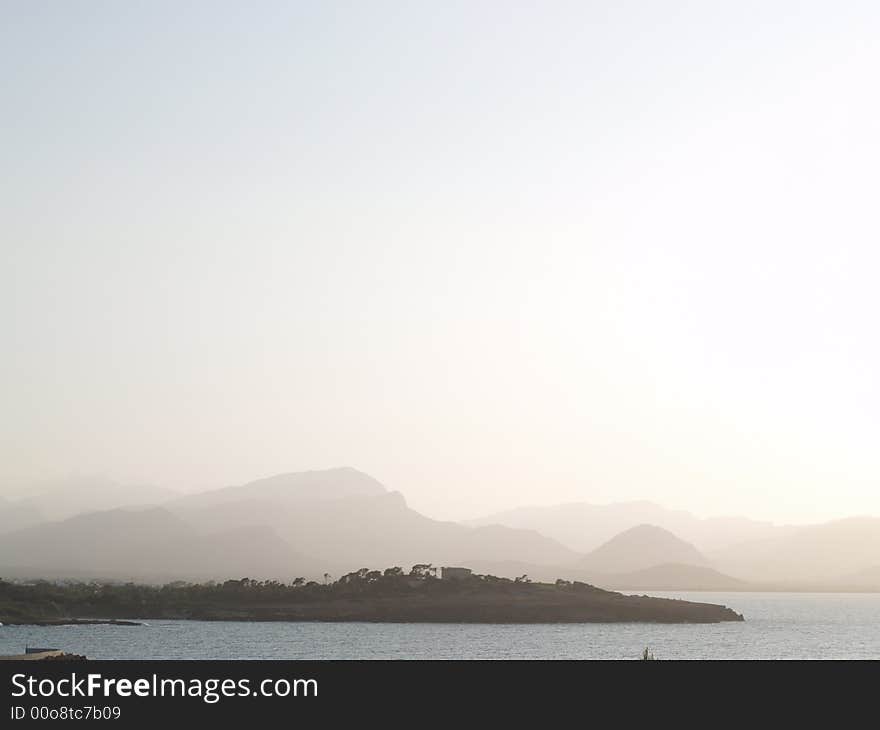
0,650,88,661
1,618,141,627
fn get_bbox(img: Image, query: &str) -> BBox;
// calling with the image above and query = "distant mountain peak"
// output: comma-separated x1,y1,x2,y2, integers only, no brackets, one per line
581,523,707,575
467,500,780,554
617,523,684,538
595,522,704,548
171,467,388,511
238,467,387,497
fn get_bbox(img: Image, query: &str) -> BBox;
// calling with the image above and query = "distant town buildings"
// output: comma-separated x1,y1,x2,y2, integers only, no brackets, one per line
440,566,472,581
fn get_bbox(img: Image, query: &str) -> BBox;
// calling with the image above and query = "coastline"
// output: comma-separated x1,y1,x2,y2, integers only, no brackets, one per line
1,587,743,625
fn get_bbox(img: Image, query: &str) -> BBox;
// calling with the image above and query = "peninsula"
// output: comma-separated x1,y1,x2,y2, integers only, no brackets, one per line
0,567,744,624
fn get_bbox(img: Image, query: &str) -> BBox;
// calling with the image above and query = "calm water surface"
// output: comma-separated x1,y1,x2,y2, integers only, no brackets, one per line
2,592,879,659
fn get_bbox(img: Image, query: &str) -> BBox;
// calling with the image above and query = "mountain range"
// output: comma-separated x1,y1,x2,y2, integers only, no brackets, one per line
1,468,879,590
467,501,788,553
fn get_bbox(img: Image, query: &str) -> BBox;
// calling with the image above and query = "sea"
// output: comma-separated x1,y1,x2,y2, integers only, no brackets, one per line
2,592,879,660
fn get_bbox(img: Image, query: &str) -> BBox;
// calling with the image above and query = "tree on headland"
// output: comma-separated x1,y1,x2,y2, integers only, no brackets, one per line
409,564,436,578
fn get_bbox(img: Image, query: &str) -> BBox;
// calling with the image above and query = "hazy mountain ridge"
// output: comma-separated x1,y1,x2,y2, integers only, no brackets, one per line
2,468,880,589
170,467,387,510
0,476,179,527
471,501,880,587
0,469,577,582
468,500,788,553
0,497,44,534
710,516,880,583
170,480,579,572
0,506,316,582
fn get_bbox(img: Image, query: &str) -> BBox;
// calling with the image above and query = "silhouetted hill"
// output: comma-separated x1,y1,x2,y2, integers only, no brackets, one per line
580,524,707,574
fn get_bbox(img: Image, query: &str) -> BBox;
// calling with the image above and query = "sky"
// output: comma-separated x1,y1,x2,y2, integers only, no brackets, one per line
2,1,880,523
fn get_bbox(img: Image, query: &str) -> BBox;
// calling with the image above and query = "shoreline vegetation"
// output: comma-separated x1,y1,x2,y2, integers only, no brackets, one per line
0,566,743,625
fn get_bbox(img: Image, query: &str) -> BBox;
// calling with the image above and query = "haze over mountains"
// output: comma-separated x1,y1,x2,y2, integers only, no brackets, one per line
1,477,179,523
0,469,575,582
0,507,305,582
168,468,577,572
579,525,708,575
468,501,788,553
0,497,43,534
1,468,879,590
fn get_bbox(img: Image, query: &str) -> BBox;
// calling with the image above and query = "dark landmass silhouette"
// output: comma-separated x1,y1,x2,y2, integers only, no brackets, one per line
1,618,141,626
0,569,744,625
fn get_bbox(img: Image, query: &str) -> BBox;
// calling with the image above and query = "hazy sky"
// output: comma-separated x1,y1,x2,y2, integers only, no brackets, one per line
3,1,880,523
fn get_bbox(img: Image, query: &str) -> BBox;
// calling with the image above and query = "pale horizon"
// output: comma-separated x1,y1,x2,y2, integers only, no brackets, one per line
4,2,880,526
